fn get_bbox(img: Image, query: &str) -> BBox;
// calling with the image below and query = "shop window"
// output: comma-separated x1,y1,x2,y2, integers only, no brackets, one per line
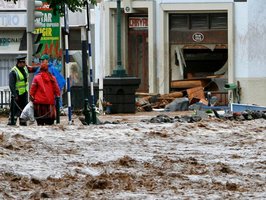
190,14,209,29
169,14,188,30
210,13,227,29
169,13,227,30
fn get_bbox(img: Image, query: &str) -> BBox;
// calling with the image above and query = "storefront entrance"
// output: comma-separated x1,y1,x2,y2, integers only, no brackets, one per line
169,12,229,105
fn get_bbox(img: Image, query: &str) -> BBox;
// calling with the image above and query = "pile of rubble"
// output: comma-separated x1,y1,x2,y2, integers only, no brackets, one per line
136,86,213,112
140,110,266,124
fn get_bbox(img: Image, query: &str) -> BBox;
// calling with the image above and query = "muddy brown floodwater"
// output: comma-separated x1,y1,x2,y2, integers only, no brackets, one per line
0,112,265,199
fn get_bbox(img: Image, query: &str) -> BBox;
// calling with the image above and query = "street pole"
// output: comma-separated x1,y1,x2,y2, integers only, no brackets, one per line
64,4,72,125
81,26,91,124
27,32,33,66
26,0,34,87
65,34,72,124
85,1,97,124
112,0,127,77
27,0,43,66
98,3,104,114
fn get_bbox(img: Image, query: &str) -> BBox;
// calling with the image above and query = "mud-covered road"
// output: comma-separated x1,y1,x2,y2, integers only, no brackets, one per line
0,112,265,199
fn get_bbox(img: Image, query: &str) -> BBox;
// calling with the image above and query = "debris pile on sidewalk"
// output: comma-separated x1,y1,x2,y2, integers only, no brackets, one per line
135,88,266,123
135,86,222,112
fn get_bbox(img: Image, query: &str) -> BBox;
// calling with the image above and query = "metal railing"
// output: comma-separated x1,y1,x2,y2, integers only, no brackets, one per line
0,89,11,108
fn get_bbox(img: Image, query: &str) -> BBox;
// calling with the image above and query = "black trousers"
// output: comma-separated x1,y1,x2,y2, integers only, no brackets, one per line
14,92,28,117
9,92,28,123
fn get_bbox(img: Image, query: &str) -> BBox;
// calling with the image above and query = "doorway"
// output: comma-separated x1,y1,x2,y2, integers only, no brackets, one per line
128,29,149,93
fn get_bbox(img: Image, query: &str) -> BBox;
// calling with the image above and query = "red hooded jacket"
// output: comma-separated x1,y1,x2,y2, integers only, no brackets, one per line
30,71,60,105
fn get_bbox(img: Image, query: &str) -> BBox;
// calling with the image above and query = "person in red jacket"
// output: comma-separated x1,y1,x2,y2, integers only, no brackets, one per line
30,60,60,125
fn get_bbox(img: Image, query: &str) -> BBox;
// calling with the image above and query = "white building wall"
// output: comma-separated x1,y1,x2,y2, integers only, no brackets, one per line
235,0,266,106
159,0,233,2
247,0,266,77
0,0,27,87
95,0,266,106
61,10,87,27
234,2,248,77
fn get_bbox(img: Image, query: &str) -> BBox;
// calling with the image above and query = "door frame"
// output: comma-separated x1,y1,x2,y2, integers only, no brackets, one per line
103,1,156,93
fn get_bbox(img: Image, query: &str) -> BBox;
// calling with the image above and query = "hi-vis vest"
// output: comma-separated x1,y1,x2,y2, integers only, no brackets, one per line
10,66,29,95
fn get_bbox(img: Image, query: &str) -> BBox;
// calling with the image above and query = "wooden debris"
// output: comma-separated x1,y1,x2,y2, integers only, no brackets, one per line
160,91,183,99
136,92,159,97
171,80,202,89
186,87,205,103
136,91,185,110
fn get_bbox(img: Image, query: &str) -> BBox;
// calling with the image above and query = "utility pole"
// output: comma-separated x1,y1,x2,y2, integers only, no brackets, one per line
26,0,43,65
64,4,72,125
81,26,91,124
85,1,97,124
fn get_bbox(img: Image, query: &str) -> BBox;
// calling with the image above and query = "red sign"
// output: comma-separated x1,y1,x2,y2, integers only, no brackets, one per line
129,17,148,28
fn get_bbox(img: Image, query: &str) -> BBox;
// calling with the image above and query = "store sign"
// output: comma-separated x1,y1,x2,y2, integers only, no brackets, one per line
0,37,22,46
0,13,26,27
34,1,60,52
0,0,27,10
32,0,62,66
192,32,204,42
0,31,23,52
129,17,148,28
35,1,60,41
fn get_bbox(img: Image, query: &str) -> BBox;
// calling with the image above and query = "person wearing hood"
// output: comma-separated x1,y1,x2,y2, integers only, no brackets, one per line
35,54,66,107
30,60,60,125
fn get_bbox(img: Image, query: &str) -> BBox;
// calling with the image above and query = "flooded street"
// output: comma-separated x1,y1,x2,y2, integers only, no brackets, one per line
0,112,265,199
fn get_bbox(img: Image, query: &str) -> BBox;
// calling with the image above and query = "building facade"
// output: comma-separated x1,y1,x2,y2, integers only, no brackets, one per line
95,0,266,106
0,0,92,89
0,0,27,87
1,0,265,107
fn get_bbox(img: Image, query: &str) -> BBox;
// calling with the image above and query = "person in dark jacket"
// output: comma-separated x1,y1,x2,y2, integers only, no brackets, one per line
8,55,37,126
30,60,60,125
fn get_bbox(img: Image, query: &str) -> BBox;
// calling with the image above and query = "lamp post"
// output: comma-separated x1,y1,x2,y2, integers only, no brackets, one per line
103,0,140,114
112,0,127,77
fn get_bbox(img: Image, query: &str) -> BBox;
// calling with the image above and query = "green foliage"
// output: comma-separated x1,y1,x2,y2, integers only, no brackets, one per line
47,0,97,15
4,0,97,15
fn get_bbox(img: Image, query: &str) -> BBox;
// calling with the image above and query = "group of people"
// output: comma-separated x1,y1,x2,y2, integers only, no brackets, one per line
8,54,64,126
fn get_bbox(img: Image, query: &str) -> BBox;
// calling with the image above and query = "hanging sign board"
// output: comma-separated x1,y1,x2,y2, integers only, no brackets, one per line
33,0,62,66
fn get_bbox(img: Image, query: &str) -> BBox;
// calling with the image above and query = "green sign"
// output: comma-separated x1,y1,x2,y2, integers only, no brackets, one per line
34,0,61,63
